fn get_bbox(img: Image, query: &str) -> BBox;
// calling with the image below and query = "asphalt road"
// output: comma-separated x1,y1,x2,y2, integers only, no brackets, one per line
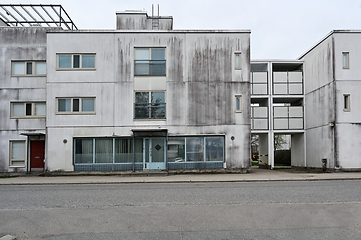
1,180,361,240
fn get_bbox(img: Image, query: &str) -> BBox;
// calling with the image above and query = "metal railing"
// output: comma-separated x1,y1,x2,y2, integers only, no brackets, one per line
134,103,166,119
134,60,166,76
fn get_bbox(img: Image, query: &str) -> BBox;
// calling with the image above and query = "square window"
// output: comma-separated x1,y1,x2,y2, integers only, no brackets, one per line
134,48,166,76
82,55,95,68
12,62,25,75
82,98,95,112
10,141,26,167
58,99,71,112
35,62,46,75
12,103,24,117
134,91,165,119
35,103,46,116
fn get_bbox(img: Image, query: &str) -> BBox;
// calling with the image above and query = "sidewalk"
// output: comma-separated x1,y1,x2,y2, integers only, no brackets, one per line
1,168,361,185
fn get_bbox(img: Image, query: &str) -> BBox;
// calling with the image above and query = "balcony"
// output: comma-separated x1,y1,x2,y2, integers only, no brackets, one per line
134,60,166,76
251,72,268,95
273,71,303,95
251,106,268,130
273,106,303,130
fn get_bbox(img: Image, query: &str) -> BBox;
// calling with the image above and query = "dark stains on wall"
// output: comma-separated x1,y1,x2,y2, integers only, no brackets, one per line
117,39,131,82
168,37,184,82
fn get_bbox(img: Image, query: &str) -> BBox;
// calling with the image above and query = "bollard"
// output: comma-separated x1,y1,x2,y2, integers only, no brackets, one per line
321,158,327,172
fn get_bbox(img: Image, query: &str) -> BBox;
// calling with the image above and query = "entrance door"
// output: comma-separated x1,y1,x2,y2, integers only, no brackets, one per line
30,140,45,171
144,138,166,170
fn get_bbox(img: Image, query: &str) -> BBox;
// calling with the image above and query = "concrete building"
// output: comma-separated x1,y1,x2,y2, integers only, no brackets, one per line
300,30,361,171
0,4,251,173
1,4,360,173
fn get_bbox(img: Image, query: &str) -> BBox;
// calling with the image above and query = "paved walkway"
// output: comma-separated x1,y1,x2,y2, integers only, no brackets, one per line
1,168,361,185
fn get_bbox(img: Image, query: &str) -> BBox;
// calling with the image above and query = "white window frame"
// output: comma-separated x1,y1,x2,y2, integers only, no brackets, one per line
56,54,96,70
56,97,96,114
342,52,349,69
9,140,26,167
343,94,350,112
134,91,166,119
10,102,46,118
134,47,166,76
11,61,46,76
235,95,242,112
234,52,242,70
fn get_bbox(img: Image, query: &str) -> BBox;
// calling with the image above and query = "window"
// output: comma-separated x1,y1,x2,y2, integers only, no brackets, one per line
234,52,242,70
342,52,349,69
11,102,46,118
235,95,242,112
344,94,350,112
134,48,166,76
9,141,26,167
134,91,165,119
57,98,95,114
11,61,46,76
57,54,95,69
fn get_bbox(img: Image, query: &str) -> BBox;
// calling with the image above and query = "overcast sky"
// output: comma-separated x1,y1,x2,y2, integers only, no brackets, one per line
4,0,361,59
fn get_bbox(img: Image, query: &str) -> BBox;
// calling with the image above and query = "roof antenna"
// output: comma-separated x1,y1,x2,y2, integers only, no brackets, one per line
152,4,154,17
158,4,160,16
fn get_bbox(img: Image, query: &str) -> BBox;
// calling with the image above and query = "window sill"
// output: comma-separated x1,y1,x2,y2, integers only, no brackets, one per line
56,68,96,71
56,112,96,115
11,116,46,119
9,165,26,168
11,75,46,77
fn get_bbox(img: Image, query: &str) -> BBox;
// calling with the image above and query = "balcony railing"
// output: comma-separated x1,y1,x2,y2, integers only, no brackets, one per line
134,103,166,119
251,106,269,130
273,71,303,95
134,60,166,76
251,72,268,95
273,106,303,130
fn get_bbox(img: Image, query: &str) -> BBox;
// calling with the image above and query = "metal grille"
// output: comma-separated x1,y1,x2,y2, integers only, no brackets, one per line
0,4,77,30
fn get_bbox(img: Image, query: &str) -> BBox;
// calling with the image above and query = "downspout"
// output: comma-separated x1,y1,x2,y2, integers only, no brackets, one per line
331,36,339,168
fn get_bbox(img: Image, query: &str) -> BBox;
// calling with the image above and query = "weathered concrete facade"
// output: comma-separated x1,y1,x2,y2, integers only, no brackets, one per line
300,31,361,170
45,30,251,171
0,27,48,172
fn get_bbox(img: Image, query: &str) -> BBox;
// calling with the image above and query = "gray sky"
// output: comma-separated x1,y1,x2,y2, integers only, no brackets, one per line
4,0,361,59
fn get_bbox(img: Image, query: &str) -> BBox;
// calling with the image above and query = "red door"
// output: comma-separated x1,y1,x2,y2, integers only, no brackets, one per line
30,140,45,170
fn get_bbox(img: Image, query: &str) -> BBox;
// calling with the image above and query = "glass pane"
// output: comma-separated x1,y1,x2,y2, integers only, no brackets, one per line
134,138,143,162
12,103,24,116
252,84,268,95
253,107,268,118
150,60,166,76
135,92,149,103
58,99,71,112
11,141,25,160
73,99,79,112
135,49,149,60
35,103,46,116
58,55,72,68
186,137,204,161
273,84,288,95
82,98,94,112
82,55,95,68
274,119,288,130
26,103,32,116
151,92,165,119
289,107,303,117
274,107,288,117
253,119,268,130
235,53,241,69
289,118,303,129
151,49,165,60
289,84,303,95
134,62,150,75
236,97,241,111
73,55,80,68
115,139,133,163
252,72,267,83
95,139,113,163
26,62,33,75
289,72,302,83
152,138,164,163
35,62,46,75
206,137,224,161
273,72,287,83
167,137,185,162
13,62,25,75
135,92,150,118
74,139,93,164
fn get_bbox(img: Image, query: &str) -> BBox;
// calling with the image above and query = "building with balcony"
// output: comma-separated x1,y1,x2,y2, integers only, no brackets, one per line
0,4,251,173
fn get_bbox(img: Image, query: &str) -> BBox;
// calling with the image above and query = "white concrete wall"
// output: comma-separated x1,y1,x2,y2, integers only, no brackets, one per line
291,133,305,167
302,35,335,168
0,27,47,172
46,30,251,171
